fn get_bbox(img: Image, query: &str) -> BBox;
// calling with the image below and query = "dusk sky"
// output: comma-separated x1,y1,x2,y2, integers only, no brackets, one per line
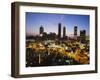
26,12,89,36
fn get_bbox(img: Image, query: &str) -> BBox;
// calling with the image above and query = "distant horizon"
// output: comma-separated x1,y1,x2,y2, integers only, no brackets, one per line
26,12,90,37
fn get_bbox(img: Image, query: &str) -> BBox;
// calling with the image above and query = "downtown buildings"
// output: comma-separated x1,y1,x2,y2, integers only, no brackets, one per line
38,23,87,42
26,23,89,67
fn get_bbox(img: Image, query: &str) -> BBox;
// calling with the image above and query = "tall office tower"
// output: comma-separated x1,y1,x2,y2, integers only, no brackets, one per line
80,30,86,37
63,26,66,37
58,23,61,39
39,26,44,34
80,30,86,43
74,26,77,36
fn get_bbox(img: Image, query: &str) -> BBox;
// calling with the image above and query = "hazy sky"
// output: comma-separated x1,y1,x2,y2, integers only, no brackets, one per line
26,12,89,36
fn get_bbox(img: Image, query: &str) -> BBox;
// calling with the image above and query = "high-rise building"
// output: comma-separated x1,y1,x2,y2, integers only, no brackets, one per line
80,30,86,43
74,26,77,36
58,23,61,39
40,26,44,34
63,26,66,37
80,30,86,37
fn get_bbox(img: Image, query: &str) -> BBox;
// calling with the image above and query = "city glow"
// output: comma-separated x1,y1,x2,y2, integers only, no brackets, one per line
25,12,90,67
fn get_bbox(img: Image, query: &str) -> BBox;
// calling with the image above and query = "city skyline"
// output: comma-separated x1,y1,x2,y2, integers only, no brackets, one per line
26,12,90,36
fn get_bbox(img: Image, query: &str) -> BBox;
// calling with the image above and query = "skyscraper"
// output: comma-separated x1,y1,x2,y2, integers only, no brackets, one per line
74,26,77,36
63,26,66,37
80,30,86,43
58,23,61,39
40,26,44,34
80,30,86,37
